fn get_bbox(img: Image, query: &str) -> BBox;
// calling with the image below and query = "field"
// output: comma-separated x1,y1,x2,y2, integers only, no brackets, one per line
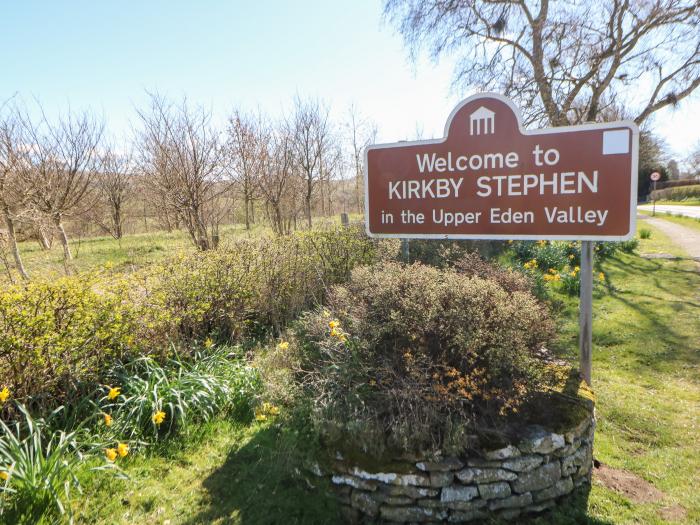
29,220,693,525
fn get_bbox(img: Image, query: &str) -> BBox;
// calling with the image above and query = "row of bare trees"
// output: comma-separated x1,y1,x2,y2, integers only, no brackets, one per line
0,94,377,280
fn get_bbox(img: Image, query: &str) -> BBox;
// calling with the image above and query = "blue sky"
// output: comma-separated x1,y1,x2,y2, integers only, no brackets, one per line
1,1,698,159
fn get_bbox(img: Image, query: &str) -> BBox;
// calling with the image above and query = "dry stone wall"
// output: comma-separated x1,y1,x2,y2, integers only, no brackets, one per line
312,414,595,523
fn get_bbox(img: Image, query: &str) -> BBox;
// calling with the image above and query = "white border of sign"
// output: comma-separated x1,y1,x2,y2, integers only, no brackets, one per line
364,93,639,241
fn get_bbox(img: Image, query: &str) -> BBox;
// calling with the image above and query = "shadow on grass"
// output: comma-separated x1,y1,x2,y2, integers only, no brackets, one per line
183,423,339,525
519,484,613,525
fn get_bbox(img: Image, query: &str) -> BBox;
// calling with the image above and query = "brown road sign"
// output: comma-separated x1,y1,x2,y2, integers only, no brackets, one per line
364,93,639,240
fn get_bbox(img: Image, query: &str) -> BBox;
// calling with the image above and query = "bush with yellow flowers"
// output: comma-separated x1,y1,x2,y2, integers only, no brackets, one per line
284,262,556,458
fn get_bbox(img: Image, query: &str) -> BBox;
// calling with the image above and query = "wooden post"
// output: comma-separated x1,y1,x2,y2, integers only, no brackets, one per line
579,240,594,385
401,239,410,263
340,213,349,228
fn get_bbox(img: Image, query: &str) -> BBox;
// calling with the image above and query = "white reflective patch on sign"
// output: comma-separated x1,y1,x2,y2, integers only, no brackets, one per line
603,130,630,155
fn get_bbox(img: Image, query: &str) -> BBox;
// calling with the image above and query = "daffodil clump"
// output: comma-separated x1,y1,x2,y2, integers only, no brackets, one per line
254,401,280,422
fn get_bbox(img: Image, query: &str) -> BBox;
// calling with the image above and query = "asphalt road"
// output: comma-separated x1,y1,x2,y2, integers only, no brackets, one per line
638,204,700,219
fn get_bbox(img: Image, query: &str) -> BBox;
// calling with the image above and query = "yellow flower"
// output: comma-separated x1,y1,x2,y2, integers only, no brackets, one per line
0,471,8,481
107,386,121,400
329,320,339,330
255,412,267,422
330,328,338,338
204,337,214,349
599,272,605,281
554,274,561,281
117,443,129,458
0,387,9,403
152,410,166,425
574,266,580,272
277,341,290,351
322,309,331,318
543,274,555,282
568,254,575,260
538,240,546,246
268,405,280,416
369,379,377,386
570,271,577,277
105,448,117,462
548,268,557,274
104,413,113,427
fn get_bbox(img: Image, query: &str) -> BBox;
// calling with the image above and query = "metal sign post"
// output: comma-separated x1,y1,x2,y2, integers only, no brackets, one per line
650,171,661,217
579,241,594,385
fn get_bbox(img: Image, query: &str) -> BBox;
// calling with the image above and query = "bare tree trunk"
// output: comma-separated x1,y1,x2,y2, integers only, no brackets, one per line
53,214,72,262
38,227,51,250
244,192,250,229
2,206,29,280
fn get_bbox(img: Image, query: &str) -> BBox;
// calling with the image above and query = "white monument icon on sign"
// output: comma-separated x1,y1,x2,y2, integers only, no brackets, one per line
470,106,495,135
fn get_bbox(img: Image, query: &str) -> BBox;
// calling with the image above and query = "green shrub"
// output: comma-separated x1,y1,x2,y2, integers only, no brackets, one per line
639,228,652,239
98,347,260,442
404,239,507,268
0,275,154,409
512,240,569,270
287,262,554,457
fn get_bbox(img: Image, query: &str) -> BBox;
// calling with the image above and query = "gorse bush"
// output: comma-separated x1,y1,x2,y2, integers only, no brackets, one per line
0,226,378,406
288,262,554,457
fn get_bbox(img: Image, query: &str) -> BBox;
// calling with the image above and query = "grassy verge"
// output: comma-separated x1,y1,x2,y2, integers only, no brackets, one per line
640,211,700,233
650,199,700,206
71,222,699,525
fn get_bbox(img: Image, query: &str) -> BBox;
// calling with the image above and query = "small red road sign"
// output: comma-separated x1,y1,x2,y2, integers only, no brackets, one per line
650,171,661,182
364,93,639,241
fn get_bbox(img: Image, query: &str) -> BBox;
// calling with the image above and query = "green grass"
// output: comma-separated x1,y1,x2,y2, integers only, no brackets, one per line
648,212,700,233
68,221,700,524
651,199,700,206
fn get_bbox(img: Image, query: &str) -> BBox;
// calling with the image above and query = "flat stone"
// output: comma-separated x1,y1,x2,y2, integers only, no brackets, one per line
456,467,517,484
385,495,413,506
445,499,488,512
448,509,487,522
497,508,522,520
349,467,399,484
440,485,479,503
332,474,378,491
429,471,454,488
466,458,503,468
483,445,521,460
394,472,432,487
511,461,561,494
478,482,511,500
382,485,439,499
489,492,533,510
416,456,464,472
502,454,544,472
533,476,574,502
416,498,447,509
526,500,557,513
561,446,588,476
380,505,446,522
351,490,381,517
518,426,566,454
554,440,582,458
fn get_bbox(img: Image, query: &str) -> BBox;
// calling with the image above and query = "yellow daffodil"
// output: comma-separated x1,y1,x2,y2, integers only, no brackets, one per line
152,410,166,425
105,448,117,462
548,268,557,274
268,405,280,416
330,328,338,338
598,272,605,281
277,341,290,351
204,338,214,349
0,471,8,481
322,309,331,318
574,266,580,272
117,443,129,458
104,414,113,427
369,379,377,386
0,387,9,403
568,254,575,260
329,320,339,330
570,271,577,277
107,387,121,400
255,412,267,422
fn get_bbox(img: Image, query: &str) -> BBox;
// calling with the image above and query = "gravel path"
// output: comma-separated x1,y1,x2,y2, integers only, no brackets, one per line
639,215,700,261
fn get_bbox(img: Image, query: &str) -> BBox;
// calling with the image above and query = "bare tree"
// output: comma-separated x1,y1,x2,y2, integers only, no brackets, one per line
385,0,700,126
136,94,226,250
347,105,377,213
227,110,264,230
289,96,333,228
0,103,31,280
19,106,103,267
93,146,133,239
259,124,298,235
